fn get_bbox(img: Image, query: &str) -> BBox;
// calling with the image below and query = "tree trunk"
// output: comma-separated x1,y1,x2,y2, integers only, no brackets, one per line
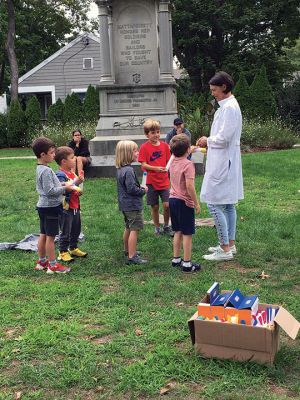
5,0,19,101
0,59,6,95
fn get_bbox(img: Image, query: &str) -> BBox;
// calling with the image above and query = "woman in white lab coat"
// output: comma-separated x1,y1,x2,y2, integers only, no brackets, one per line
198,71,244,261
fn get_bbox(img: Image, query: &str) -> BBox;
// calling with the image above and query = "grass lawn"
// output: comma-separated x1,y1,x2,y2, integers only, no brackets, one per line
0,148,33,157
0,149,299,400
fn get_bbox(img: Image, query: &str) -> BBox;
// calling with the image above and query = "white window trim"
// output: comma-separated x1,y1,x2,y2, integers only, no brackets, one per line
71,88,88,94
18,85,56,104
83,57,93,70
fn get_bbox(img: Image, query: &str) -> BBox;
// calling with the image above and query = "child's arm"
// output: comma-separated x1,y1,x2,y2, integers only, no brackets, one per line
140,162,166,172
186,177,201,214
124,171,146,197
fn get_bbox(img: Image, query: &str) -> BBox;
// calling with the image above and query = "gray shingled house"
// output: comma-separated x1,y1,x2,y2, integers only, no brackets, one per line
18,33,101,120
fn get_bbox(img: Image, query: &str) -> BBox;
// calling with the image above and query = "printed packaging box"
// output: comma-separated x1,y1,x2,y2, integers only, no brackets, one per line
189,293,300,365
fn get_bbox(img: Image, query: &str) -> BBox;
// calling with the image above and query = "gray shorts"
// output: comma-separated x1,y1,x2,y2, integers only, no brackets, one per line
123,210,144,231
146,184,170,206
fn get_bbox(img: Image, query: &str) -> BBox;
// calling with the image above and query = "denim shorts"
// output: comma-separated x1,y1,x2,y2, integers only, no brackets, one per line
146,184,170,206
122,210,144,231
169,198,195,235
37,205,63,237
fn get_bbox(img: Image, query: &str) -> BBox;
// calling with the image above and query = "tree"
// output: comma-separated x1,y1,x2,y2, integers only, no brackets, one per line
248,66,277,119
64,92,83,124
25,96,41,136
47,98,64,124
83,85,99,121
5,0,18,100
1,0,94,96
7,99,27,146
171,0,300,93
233,72,250,115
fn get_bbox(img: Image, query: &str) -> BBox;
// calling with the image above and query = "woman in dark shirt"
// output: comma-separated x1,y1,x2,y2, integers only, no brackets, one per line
68,129,92,176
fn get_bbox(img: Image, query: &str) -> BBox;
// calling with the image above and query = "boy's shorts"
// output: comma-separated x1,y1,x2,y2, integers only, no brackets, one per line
169,198,195,235
37,205,63,237
122,210,144,231
147,184,170,206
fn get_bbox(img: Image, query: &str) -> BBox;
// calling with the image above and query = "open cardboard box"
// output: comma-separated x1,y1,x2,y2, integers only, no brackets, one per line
189,293,300,365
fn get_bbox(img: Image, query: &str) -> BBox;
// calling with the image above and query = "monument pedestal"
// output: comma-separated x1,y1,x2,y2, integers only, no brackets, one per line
88,0,203,178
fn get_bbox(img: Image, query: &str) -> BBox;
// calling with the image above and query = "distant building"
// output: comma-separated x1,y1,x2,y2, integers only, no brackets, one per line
17,33,100,119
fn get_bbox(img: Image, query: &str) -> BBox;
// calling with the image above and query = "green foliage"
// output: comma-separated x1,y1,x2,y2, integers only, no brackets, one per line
0,112,8,147
248,66,277,119
83,85,99,121
47,98,64,124
233,72,250,115
241,119,297,149
7,100,27,146
25,96,42,137
63,92,83,124
284,37,300,70
33,121,96,146
276,77,300,134
185,108,210,144
172,0,300,92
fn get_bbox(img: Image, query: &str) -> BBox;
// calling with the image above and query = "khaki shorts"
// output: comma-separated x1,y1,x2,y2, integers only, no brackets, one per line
122,210,144,231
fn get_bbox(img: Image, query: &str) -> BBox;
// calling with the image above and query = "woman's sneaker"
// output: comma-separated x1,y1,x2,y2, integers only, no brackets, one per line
203,247,233,261
208,244,237,254
126,254,148,265
182,262,201,273
46,262,71,274
34,260,48,271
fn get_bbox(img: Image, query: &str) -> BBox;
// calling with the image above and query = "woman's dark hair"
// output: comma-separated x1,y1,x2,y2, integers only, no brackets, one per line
209,71,234,93
72,129,82,137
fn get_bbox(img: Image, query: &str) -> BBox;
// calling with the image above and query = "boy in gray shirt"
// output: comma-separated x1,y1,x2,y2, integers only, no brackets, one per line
32,137,74,274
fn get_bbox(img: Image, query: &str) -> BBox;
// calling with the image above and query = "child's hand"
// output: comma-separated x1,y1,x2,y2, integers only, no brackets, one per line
157,166,167,172
195,203,201,214
74,176,84,185
64,181,75,192
142,185,148,193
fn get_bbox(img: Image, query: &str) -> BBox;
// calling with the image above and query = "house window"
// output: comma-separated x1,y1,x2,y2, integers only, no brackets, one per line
71,88,88,102
83,58,93,70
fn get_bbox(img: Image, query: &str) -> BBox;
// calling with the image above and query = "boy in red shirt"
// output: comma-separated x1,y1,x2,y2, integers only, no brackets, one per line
55,146,88,262
138,119,173,235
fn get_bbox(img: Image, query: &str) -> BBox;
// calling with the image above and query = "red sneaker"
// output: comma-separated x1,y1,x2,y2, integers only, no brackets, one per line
35,260,48,271
46,262,71,274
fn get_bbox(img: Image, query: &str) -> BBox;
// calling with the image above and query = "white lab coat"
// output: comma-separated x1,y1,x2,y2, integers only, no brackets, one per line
200,95,244,204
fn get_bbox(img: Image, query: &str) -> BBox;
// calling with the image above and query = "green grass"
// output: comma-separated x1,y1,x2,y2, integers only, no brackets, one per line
0,148,33,157
0,149,299,399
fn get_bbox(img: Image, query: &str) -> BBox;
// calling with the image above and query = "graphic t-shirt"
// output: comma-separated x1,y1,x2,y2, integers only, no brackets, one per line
138,141,171,190
60,169,80,210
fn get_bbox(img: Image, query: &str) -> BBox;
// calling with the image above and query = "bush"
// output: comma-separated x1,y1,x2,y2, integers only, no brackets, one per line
25,96,42,139
7,100,28,146
241,119,297,149
83,85,99,121
47,98,64,124
248,66,277,119
185,108,210,144
33,121,96,147
0,113,8,147
276,77,300,134
63,92,83,124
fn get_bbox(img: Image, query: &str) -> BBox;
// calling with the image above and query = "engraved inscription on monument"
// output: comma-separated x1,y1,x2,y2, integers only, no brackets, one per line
114,3,159,85
108,91,163,112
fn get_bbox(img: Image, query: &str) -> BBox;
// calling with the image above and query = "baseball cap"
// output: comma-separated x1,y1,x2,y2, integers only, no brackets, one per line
174,117,183,125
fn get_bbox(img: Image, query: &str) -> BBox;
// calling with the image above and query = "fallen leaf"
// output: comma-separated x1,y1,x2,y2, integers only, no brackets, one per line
240,216,245,221
258,271,270,279
15,392,22,400
159,382,176,395
135,328,143,336
175,302,184,307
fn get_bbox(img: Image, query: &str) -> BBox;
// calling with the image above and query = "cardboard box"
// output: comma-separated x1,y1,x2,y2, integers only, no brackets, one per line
189,294,300,365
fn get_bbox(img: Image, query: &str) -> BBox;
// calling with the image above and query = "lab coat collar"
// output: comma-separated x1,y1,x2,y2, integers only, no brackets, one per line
218,94,234,107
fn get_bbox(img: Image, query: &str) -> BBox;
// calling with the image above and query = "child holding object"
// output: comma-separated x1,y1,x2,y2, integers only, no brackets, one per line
32,137,74,274
116,140,148,265
138,118,173,236
55,146,87,263
169,134,202,273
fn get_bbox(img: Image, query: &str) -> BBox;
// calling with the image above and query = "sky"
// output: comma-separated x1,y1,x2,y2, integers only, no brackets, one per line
88,3,98,20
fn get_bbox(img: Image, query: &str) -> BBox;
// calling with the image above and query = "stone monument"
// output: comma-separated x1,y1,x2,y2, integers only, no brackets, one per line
88,0,178,177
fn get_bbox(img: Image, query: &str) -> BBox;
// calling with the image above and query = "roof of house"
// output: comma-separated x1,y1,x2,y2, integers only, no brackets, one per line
18,33,100,84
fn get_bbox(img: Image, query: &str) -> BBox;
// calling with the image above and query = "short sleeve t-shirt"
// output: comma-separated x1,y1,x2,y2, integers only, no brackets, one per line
138,141,171,190
169,157,195,208
61,169,80,210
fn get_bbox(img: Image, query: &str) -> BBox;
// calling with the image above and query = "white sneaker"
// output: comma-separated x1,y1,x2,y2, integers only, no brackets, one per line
208,244,237,254
203,247,234,261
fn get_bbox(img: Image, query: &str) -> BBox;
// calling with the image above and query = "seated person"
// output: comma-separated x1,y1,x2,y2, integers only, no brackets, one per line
165,118,192,160
68,129,92,176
